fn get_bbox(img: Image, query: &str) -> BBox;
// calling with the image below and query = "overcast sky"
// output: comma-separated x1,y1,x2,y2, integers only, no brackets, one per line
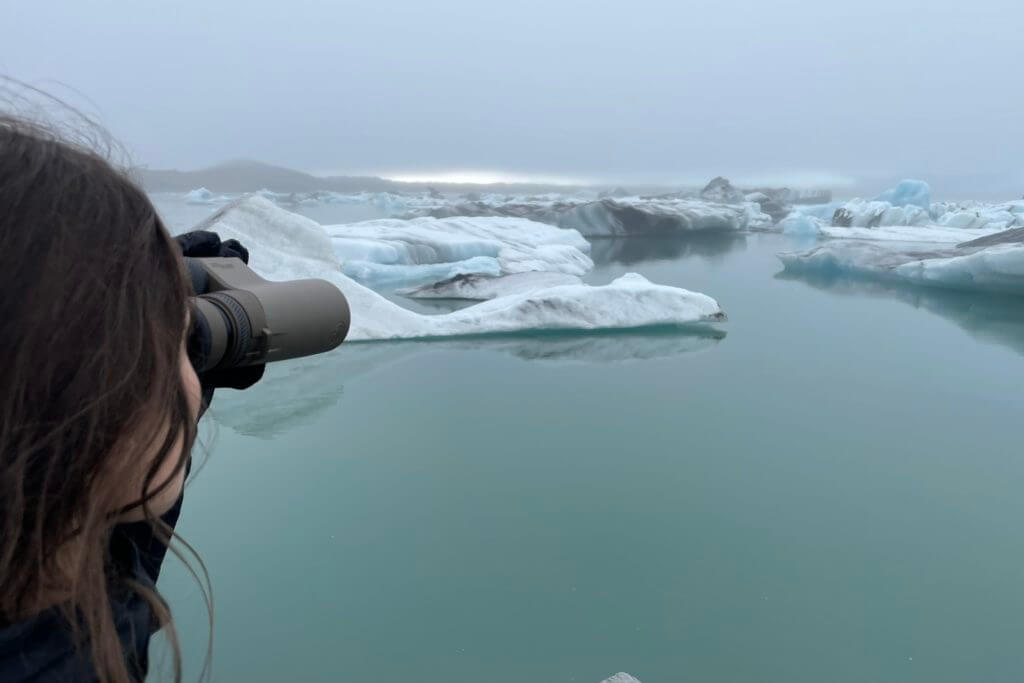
2,0,1022,189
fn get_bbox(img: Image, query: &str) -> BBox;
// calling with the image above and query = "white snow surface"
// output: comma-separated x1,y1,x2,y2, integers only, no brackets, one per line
325,216,594,285
780,213,823,236
820,224,1003,244
340,256,503,289
779,240,1024,295
784,180,1024,241
600,674,642,683
873,179,932,208
185,187,230,204
195,197,726,341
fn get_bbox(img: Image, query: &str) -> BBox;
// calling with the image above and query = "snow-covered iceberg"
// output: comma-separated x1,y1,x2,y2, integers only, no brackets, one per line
820,224,1005,244
324,215,593,289
779,213,823,236
192,197,727,341
554,197,773,236
417,196,772,236
787,179,1024,240
873,179,931,209
778,227,1024,295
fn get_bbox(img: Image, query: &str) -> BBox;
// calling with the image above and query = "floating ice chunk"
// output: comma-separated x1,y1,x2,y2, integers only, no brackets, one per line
790,202,843,222
252,188,288,202
830,199,931,228
700,176,745,203
820,224,1003,244
405,272,725,337
893,244,1024,293
326,216,594,287
933,202,1022,231
399,271,584,300
185,187,230,204
600,674,642,683
195,197,726,341
557,198,773,236
780,213,823,236
415,197,771,235
873,179,931,208
779,237,1024,295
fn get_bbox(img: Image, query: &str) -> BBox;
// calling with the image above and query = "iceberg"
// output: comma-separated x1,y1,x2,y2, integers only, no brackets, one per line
700,176,746,203
789,202,843,222
873,179,931,208
416,197,772,236
554,197,774,236
399,271,583,300
830,200,932,228
932,200,1024,232
778,228,1024,295
185,187,230,205
819,224,1003,244
192,197,727,341
257,190,446,211
779,213,823,236
325,216,594,286
802,180,1022,240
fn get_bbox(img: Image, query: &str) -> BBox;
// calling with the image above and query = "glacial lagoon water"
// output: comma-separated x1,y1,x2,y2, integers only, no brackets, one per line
150,198,1024,682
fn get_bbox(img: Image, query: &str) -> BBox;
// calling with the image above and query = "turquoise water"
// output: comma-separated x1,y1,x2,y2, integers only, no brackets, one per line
151,202,1024,682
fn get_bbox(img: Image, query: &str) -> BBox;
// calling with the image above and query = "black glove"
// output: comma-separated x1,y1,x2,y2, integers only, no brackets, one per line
176,231,265,408
175,230,250,263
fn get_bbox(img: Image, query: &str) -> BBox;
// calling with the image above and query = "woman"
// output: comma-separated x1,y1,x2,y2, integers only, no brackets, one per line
0,112,211,682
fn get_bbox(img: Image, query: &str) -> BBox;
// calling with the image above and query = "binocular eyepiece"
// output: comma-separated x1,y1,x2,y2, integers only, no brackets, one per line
186,257,350,373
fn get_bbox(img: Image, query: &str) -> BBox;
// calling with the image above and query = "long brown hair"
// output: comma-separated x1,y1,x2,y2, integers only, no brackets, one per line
0,98,201,681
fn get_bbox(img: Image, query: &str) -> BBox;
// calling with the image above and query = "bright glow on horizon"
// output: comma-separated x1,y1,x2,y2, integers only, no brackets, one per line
327,168,858,189
377,170,594,186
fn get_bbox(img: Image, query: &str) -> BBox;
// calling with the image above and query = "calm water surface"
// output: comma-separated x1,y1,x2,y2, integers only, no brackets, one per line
150,198,1024,682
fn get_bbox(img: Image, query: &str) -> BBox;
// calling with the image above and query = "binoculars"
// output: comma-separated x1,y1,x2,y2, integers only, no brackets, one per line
186,257,350,374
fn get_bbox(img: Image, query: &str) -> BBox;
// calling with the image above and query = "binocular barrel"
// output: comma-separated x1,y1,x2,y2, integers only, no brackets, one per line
187,257,350,373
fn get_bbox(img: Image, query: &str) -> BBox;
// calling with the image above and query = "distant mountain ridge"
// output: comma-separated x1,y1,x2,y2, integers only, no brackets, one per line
134,160,613,195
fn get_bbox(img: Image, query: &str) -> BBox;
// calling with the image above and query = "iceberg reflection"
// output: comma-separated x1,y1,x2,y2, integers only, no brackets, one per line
208,327,724,439
777,269,1024,356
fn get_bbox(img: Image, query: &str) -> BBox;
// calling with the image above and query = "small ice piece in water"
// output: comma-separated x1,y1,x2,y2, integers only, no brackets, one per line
399,271,584,300
600,674,643,683
185,187,229,204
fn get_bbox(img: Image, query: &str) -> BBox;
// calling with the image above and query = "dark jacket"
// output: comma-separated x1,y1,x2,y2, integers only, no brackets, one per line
0,495,184,681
